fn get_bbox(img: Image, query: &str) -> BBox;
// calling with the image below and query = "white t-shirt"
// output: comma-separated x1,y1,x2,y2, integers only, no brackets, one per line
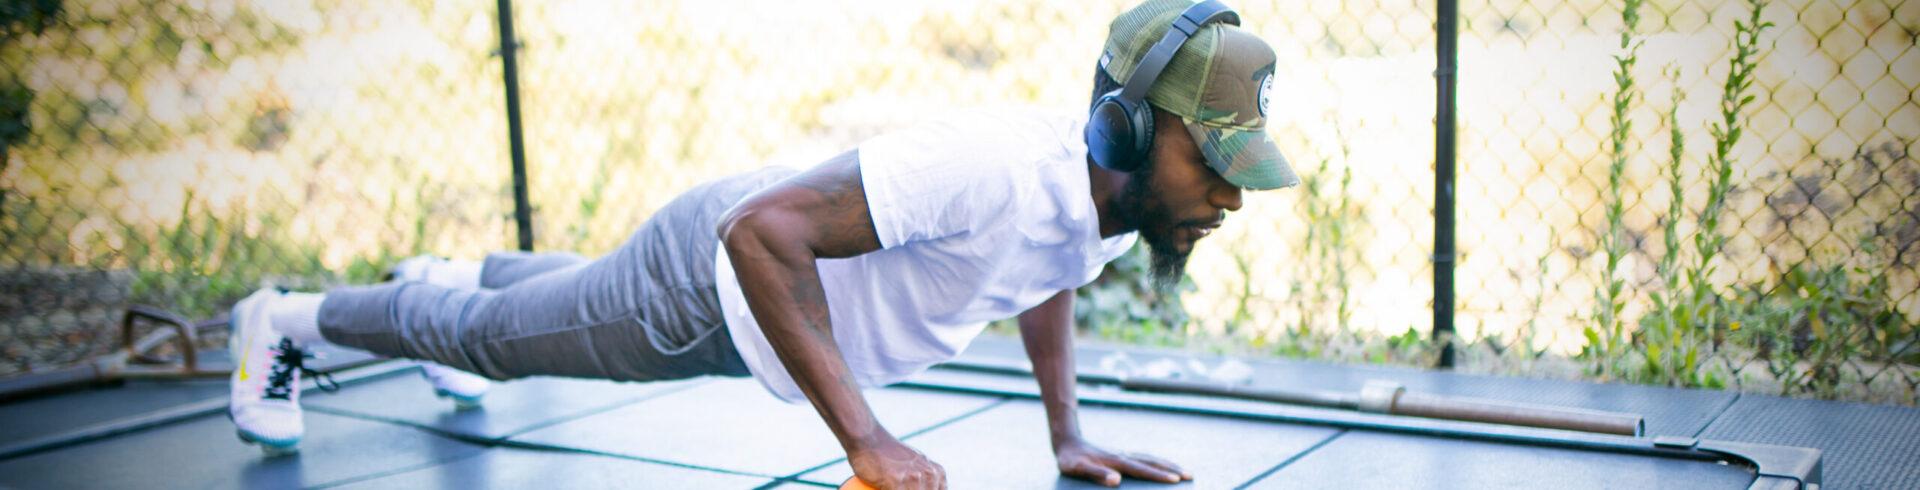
714,108,1138,403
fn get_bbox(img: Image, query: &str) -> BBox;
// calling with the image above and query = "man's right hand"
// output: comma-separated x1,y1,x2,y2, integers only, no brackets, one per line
848,437,946,490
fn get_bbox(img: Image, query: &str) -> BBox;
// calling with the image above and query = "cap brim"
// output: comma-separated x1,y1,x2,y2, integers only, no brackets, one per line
1185,122,1299,190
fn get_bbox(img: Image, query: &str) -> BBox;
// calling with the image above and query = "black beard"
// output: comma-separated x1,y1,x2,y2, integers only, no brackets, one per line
1113,163,1190,293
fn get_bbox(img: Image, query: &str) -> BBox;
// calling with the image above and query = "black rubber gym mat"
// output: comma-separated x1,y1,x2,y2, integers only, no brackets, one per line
304,370,701,441
0,379,225,446
0,411,485,489
1699,394,1920,489
0,345,380,448
1242,429,1756,489
797,398,1341,488
327,446,771,489
507,378,1005,478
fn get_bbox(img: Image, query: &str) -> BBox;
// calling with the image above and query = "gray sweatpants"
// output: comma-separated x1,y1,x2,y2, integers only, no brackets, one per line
316,167,797,382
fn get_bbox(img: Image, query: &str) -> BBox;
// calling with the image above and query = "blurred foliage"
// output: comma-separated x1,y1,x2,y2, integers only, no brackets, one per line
1257,151,1374,360
1546,0,1918,405
1729,256,1915,399
1,0,511,374
1,0,63,167
1074,243,1196,346
1588,0,1644,374
1642,71,1699,386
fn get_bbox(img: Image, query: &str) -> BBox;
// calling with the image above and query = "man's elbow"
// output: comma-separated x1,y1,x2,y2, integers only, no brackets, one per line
715,206,745,248
716,205,760,254
716,204,791,259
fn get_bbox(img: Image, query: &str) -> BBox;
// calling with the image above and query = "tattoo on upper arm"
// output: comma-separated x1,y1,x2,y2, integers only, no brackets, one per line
788,151,882,257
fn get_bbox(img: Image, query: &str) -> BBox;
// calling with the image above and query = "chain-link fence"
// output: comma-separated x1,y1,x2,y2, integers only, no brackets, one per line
2,0,515,377
3,0,1913,405
1447,0,1917,404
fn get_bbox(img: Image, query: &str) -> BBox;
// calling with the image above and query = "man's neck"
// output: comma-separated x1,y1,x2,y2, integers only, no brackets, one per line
1086,157,1131,238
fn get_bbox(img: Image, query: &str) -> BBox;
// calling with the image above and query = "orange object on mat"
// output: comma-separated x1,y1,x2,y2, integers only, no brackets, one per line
840,476,878,490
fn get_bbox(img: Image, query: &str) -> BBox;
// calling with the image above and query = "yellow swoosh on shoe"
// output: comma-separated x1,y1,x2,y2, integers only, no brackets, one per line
236,301,252,382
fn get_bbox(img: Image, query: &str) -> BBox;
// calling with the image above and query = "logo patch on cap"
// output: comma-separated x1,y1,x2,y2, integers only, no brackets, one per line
1257,73,1273,118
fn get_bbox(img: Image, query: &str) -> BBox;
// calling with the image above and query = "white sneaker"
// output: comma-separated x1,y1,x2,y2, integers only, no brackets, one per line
386,255,438,283
418,362,490,409
228,289,331,455
386,255,481,289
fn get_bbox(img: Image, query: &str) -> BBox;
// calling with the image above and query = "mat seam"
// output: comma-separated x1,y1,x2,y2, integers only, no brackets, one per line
490,439,783,480
1691,392,1743,439
1232,428,1348,489
301,421,780,488
306,445,492,489
755,395,1015,489
299,377,710,445
497,377,714,439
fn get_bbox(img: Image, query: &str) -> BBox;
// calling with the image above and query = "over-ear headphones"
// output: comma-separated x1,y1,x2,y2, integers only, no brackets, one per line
1086,0,1240,172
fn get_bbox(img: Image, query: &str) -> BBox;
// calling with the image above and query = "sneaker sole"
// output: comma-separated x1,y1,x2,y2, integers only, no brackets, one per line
236,429,301,455
434,388,485,410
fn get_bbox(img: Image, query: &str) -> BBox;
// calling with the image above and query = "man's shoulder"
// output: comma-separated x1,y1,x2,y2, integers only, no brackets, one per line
876,106,1079,142
940,106,1083,135
862,106,1084,174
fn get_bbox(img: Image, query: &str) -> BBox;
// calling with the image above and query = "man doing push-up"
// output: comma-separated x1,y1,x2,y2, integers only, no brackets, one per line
226,1,1298,487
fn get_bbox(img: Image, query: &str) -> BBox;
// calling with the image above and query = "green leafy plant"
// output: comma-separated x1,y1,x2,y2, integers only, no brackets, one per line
1638,68,1704,386
1516,229,1557,368
1710,139,1918,404
120,195,331,319
1691,0,1773,350
1579,0,1775,389
1729,255,1905,399
1293,154,1359,336
1586,0,1644,378
1075,242,1193,347
1260,140,1370,360
565,157,616,250
0,0,64,209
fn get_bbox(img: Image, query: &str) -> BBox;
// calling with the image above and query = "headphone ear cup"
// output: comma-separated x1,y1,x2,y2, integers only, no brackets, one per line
1129,99,1154,169
1086,92,1142,172
1102,96,1153,172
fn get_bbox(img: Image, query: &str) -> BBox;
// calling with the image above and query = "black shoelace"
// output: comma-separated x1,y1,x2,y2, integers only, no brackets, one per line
263,338,340,400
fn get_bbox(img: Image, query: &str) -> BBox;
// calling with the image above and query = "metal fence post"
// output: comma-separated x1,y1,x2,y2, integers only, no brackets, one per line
496,0,534,251
1433,0,1459,369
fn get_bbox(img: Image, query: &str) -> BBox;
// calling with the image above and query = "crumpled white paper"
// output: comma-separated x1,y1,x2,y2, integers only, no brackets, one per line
1097,351,1255,385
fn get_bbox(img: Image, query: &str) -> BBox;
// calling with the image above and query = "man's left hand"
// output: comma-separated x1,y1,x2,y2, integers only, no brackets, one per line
1053,437,1191,487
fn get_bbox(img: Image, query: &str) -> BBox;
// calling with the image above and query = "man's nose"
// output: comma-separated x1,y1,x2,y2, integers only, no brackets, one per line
1212,183,1243,213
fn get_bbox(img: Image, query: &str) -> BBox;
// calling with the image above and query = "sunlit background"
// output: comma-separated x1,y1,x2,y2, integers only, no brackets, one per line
4,0,1915,404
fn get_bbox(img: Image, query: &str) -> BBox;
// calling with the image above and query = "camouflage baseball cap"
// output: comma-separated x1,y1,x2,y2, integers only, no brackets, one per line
1102,0,1299,190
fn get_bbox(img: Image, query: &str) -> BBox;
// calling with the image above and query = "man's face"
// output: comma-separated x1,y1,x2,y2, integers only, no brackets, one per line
1113,109,1246,291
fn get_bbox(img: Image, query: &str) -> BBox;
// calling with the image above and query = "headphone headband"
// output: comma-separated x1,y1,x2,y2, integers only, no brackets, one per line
1116,0,1241,102
1085,0,1242,173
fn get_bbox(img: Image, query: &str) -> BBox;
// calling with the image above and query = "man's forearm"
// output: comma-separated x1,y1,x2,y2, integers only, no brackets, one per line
722,219,892,453
1018,290,1083,448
